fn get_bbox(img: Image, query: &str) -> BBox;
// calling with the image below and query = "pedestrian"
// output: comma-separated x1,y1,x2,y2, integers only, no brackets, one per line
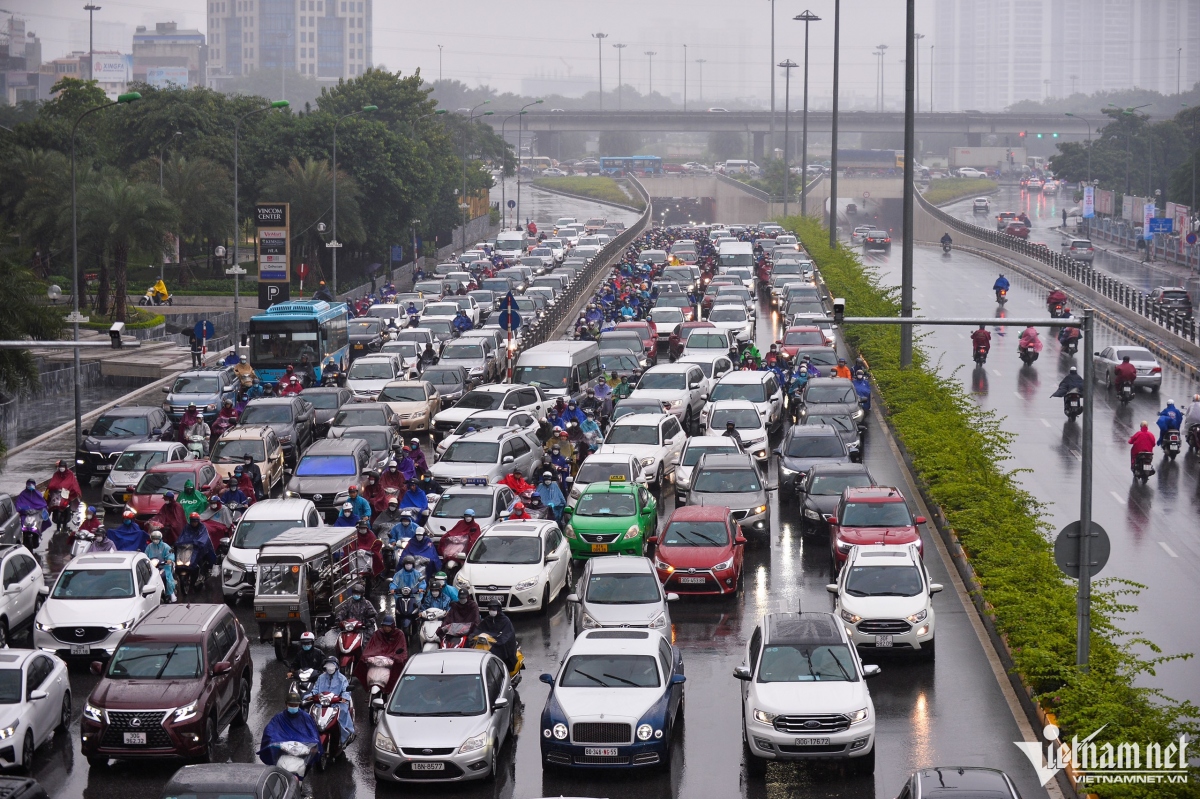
188,333,203,368
1061,208,1067,228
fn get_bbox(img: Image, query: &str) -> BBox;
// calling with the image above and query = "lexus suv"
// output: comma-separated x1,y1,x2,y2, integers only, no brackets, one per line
81,603,253,766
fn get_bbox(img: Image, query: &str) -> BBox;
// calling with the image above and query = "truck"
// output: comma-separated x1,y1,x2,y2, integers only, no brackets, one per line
948,146,1026,172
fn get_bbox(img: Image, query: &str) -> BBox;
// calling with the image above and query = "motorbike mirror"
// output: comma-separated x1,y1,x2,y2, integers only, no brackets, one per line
538,673,555,685
81,429,90,436
89,661,105,676
492,696,510,710
212,661,232,676
565,593,579,603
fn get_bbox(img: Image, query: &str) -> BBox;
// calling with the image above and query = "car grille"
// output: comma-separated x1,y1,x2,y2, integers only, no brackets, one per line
572,722,632,744
575,753,631,765
857,619,911,635
778,743,848,754
101,710,173,748
774,714,851,734
434,419,458,433
401,747,455,756
580,533,618,544
52,626,111,645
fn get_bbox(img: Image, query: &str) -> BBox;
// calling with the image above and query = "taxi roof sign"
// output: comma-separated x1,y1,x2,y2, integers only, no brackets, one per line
608,475,628,482
459,477,490,486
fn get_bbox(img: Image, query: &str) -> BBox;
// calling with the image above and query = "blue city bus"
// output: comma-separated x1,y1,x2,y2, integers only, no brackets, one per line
248,300,350,385
599,156,663,176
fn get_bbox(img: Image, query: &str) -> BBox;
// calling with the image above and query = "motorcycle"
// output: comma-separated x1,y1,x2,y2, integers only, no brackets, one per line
307,692,347,771
418,607,447,652
288,667,317,700
336,618,365,682
1063,389,1083,420
260,739,319,783
1117,381,1135,404
21,510,44,552
394,591,422,649
186,433,208,459
973,346,989,366
1049,301,1068,319
139,287,173,306
1163,428,1182,461
1062,338,1079,356
472,633,525,686
147,557,175,602
1134,450,1155,483
1019,345,1039,366
70,529,95,559
175,542,200,598
995,289,1008,305
438,531,473,583
1187,423,1200,453
942,242,952,255
440,622,474,650
365,655,396,725
48,489,76,532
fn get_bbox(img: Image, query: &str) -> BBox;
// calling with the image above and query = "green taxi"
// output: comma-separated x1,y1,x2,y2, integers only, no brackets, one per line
562,476,658,560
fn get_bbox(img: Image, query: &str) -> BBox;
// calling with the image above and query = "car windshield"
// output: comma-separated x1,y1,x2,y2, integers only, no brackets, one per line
687,333,728,350
789,302,826,315
710,383,766,403
710,408,761,430
107,642,203,680
600,355,641,372
575,462,632,485
303,392,343,409
638,372,686,391
844,565,924,597
799,350,838,366
514,365,570,390
425,320,454,335
342,430,391,453
442,344,485,360
456,391,503,410
785,434,845,458
784,330,824,345
806,385,857,403
809,473,874,496
682,443,737,467
605,424,660,446
692,467,761,493
469,536,542,564
655,296,690,308
347,360,395,380
575,491,637,517
209,439,266,464
295,455,357,477
806,414,857,434
441,441,500,464
651,309,685,325
349,320,380,335
423,369,463,388
389,673,486,716
232,519,303,549
453,415,509,435
560,655,660,688
240,405,292,425
382,343,421,359
599,338,642,354
333,408,387,427
170,376,220,394
0,671,20,705
757,644,858,682
840,501,912,527
378,385,426,403
113,450,166,472
90,415,149,437
134,471,197,495
433,492,494,518
52,568,133,599
585,572,661,604
662,520,731,547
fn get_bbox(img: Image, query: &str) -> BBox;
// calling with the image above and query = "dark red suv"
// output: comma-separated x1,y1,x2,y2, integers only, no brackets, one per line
81,603,253,766
828,486,925,572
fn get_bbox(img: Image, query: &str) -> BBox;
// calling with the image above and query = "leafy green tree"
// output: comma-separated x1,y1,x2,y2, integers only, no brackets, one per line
0,251,66,433
260,157,363,283
0,149,71,277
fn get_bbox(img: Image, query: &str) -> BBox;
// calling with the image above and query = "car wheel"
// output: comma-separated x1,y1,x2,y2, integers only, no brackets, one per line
541,583,551,612
21,730,34,774
57,692,72,734
922,636,936,661
655,464,664,490
231,673,252,727
743,731,767,777
682,409,692,435
202,715,218,763
0,618,9,649
485,747,498,781
853,744,876,775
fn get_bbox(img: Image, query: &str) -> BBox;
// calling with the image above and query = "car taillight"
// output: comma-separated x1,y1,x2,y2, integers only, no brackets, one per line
1151,367,1162,374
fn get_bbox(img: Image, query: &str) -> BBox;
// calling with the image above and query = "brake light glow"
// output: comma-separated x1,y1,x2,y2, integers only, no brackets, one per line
1151,367,1162,374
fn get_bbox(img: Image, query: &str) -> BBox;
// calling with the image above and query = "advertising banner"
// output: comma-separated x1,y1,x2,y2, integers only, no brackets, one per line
1082,186,1095,219
1143,202,1155,239
255,203,290,283
146,67,189,89
90,54,129,81
1172,203,1190,237
1121,194,1134,220
1096,189,1115,216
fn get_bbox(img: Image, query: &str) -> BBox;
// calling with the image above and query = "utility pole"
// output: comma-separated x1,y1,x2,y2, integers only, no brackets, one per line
930,44,935,112
768,0,776,158
696,59,706,104
592,33,608,109
84,3,100,81
829,0,840,248
683,44,688,111
437,45,442,81
779,59,797,218
613,43,626,109
900,2,914,367
514,99,542,228
795,11,820,218
913,33,924,115
645,51,656,98
877,45,888,111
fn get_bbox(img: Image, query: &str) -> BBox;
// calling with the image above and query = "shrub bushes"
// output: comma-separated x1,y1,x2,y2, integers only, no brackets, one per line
531,176,646,210
923,177,998,205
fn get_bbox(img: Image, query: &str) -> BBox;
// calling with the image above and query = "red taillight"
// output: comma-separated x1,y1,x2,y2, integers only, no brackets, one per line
1152,367,1162,374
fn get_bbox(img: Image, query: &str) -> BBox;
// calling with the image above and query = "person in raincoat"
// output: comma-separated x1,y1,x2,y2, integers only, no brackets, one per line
333,502,360,528
536,471,566,521
47,461,83,504
1156,400,1185,446
395,448,417,482
361,472,389,515
345,485,372,521
88,527,118,553
150,278,169,304
218,477,249,508
407,439,429,474
398,480,428,517
399,528,441,575
177,480,208,519
389,555,426,599
354,614,408,695
76,506,103,540
378,461,405,496
350,520,385,579
372,497,405,538
148,491,185,545
14,479,48,531
386,510,421,546
199,495,233,530
144,529,178,602
107,510,149,551
420,583,452,613
851,370,872,413
258,691,322,775
176,405,204,444
579,410,602,445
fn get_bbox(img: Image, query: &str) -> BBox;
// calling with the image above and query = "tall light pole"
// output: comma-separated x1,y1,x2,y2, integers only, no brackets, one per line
437,45,443,81
768,0,776,157
645,51,657,98
158,130,182,190
613,43,626,109
696,58,706,103
930,44,935,112
900,2,915,368
84,3,100,81
1065,113,1093,184
829,0,841,247
501,109,528,228
592,33,608,109
876,44,888,111
71,90,139,447
234,99,289,331
778,59,797,218
410,218,421,277
460,102,492,250
333,104,377,295
408,108,447,137
912,33,924,115
683,44,688,111
795,11,820,218
514,99,542,230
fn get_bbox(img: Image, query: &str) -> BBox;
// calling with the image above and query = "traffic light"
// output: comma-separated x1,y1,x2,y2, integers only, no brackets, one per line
1036,133,1043,138
1019,131,1026,138
1052,133,1059,138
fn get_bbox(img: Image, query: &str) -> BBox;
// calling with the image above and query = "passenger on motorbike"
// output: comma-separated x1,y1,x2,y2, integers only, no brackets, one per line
172,478,205,518
200,496,233,531
88,526,118,553
798,355,821,379
440,587,481,640
48,460,83,505
580,410,602,443
334,582,377,640
441,510,483,556
108,512,149,552
1113,356,1138,389
350,520,385,581
399,529,441,576
144,530,178,602
177,513,218,573
307,657,355,746
1156,400,1184,446
239,454,265,499
478,600,518,673
176,404,204,444
290,631,327,675
1129,421,1157,468
356,614,408,694
741,343,761,367
536,471,566,521
394,448,417,482
343,484,371,521
970,324,992,355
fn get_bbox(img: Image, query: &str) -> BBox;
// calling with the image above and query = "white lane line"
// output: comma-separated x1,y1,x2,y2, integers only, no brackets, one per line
992,369,1002,377
1110,491,1126,505
1040,418,1052,428
1158,542,1179,558
1014,392,1024,400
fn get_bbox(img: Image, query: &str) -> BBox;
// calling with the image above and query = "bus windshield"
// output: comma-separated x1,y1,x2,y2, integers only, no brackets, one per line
250,321,319,367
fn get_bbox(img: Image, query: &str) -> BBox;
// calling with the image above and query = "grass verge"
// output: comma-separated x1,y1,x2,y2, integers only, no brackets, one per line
81,305,164,330
532,176,645,210
922,177,998,205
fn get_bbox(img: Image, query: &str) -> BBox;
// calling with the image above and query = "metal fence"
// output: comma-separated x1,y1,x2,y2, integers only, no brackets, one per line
917,191,1200,345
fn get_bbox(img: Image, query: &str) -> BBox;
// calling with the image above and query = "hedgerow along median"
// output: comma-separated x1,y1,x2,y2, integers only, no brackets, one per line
782,215,1198,798
531,176,646,210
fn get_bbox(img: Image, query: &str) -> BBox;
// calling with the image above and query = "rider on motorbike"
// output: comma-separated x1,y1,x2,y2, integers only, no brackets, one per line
398,479,429,518
258,691,322,773
88,527,118,553
307,657,355,747
421,583,452,613
350,520,385,584
1047,288,1068,311
536,471,566,522
441,510,483,555
499,468,535,495
1019,326,1043,354
178,479,208,519
1129,421,1157,470
334,582,377,640
218,477,249,509
290,631,327,675
1185,394,1200,428
1156,400,1184,446
373,497,404,538
1113,356,1138,391
508,501,533,520
851,369,872,412
144,530,178,602
390,555,427,598
177,513,218,575
1051,366,1085,398
386,509,421,545
477,600,518,673
108,512,149,552
399,529,441,576
233,355,258,387
343,484,372,522
940,232,953,249
15,479,48,532
832,358,853,379
970,324,992,357
993,274,1010,294
78,506,103,537
440,587,481,640
356,614,408,695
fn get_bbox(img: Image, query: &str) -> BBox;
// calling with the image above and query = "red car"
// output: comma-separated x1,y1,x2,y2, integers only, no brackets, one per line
650,505,745,596
668,321,716,360
125,460,223,519
828,486,926,571
615,320,659,364
1004,222,1030,239
778,326,829,358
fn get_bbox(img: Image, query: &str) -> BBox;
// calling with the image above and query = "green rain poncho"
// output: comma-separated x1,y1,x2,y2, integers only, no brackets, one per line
177,480,208,519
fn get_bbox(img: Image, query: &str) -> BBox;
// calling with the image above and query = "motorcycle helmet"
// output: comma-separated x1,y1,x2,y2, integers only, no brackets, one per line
402,555,416,570
322,655,339,674
355,519,369,531
348,484,359,494
400,509,412,520
341,502,353,515
380,615,396,628
149,530,162,543
463,509,475,520
123,509,136,520
189,512,201,523
164,491,175,501
541,472,555,484
286,691,303,711
457,579,473,600
85,505,96,517
352,581,365,595
487,599,502,616
432,571,448,585
387,497,399,509
300,631,315,644
187,403,197,411
513,501,525,512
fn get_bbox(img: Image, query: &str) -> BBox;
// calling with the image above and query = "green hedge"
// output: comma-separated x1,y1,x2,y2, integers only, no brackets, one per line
531,176,646,210
782,215,1199,798
81,306,164,330
922,177,998,205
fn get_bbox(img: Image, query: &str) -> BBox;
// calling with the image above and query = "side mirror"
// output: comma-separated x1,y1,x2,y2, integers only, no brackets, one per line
733,665,752,681
492,696,509,709
666,593,679,602
142,584,157,596
735,533,747,545
502,455,514,464
2,583,18,594
863,664,882,678
827,515,838,525
212,661,232,676
539,673,555,685
700,393,708,401
670,674,686,685
826,583,838,593
930,583,944,594
29,689,48,701
565,593,579,603
89,661,105,676
161,386,170,394
646,535,658,545
545,552,559,562
81,428,90,436
914,516,927,525
38,586,49,596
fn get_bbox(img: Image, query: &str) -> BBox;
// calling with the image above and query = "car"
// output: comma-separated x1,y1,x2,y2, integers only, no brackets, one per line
459,330,510,377
373,649,515,783
237,397,315,468
348,317,387,360
650,505,745,596
435,409,540,458
301,387,353,436
673,351,735,395
75,406,175,483
598,353,645,385
432,384,547,437
0,499,21,548
667,321,715,360
628,363,708,433
0,648,70,772
735,611,878,775
598,332,649,370
0,545,44,648
457,520,571,614
798,377,864,425
597,413,687,489
568,452,647,510
648,306,687,337
862,230,891,252
34,551,164,660
1061,238,1095,262
100,441,192,510
715,285,755,312
791,345,839,372
421,364,470,407
610,397,671,423
539,627,684,770
81,603,252,766
702,371,784,433
672,434,742,504
707,303,754,345
284,438,372,521
849,226,873,246
802,411,863,456
439,339,497,386
162,366,239,422
344,353,403,401
376,380,440,433
957,167,986,178
563,477,657,561
844,202,858,216
894,766,1024,798
158,764,301,799
209,424,286,495
125,460,223,520
220,498,323,603
778,326,829,359
1092,345,1162,390
426,479,518,541
614,321,659,364
379,341,423,377
995,211,1019,231
325,402,398,439
829,486,926,571
703,400,770,464
1148,286,1194,318
798,463,876,533
776,424,854,496
431,427,545,486
335,424,400,473
829,543,940,657
680,451,769,536
680,328,737,361
972,197,990,213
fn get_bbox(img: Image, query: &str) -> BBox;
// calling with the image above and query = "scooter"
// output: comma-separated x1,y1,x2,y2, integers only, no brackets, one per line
472,633,525,686
261,739,318,783
1062,338,1079,356
307,692,347,771
942,242,952,255
48,489,76,532
438,531,472,583
365,655,396,725
186,434,208,459
995,288,1007,305
1187,423,1200,453
1117,381,1135,404
336,618,365,682
1019,345,1039,366
1163,428,1182,461
1063,389,1084,420
440,622,474,650
288,667,317,700
973,346,989,366
147,557,175,602
418,607,447,652
139,287,173,306
394,590,422,649
1134,450,1155,483
21,510,44,552
1049,301,1068,319
175,543,199,598
71,529,95,559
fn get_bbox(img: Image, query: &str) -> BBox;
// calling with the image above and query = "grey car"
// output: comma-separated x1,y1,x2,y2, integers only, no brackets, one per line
438,340,495,386
429,427,544,485
802,412,863,456
1092,344,1163,390
302,387,353,436
162,366,240,422
237,397,316,467
776,424,854,495
681,451,770,535
569,555,676,637
325,402,399,439
798,463,876,535
421,365,470,405
285,438,371,521
798,377,864,424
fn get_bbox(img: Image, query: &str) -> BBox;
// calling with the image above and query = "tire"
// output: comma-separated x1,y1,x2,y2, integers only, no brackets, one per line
0,618,9,650
654,464,664,491
541,583,551,613
743,733,767,777
682,409,692,436
86,754,107,769
922,636,936,661
21,730,34,774
202,715,218,763
853,745,876,775
57,692,72,734
231,674,251,727
484,747,498,781
318,750,329,772
273,626,291,661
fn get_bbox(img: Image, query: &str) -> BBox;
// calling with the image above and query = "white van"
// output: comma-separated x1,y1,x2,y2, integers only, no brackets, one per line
496,231,529,260
512,341,603,400
724,159,761,176
717,240,755,269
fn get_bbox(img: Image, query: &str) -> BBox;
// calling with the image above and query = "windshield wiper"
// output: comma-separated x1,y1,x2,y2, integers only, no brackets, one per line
830,653,854,682
572,669,607,686
152,645,181,680
681,529,722,546
843,588,869,597
602,672,641,687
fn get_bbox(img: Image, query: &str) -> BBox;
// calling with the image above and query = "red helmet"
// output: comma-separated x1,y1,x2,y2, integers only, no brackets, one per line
285,365,295,374
189,512,201,520
123,509,135,519
513,501,525,511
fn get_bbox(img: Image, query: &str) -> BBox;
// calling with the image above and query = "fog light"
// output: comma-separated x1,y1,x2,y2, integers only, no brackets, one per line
753,737,773,750
917,625,929,636
850,736,870,750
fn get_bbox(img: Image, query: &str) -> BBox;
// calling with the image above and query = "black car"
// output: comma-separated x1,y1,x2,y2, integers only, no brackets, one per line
1148,286,1194,319
159,764,300,799
348,317,386,361
774,424,853,496
798,463,876,535
237,397,315,467
75,406,173,483
797,377,863,424
420,364,470,405
863,229,892,252
302,386,353,436
894,767,1022,799
802,412,863,456
286,438,372,521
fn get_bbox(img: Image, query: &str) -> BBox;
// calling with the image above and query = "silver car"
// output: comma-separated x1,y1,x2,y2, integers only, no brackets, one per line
1092,345,1162,390
569,555,676,637
439,340,495,385
682,451,770,535
430,427,544,485
373,650,515,783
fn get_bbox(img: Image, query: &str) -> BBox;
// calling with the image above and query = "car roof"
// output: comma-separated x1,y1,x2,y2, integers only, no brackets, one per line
716,371,770,385
246,397,296,407
764,611,845,646
684,435,737,448
457,427,525,443
468,383,520,395
122,440,182,452
301,438,366,455
147,460,207,473
240,498,315,520
611,412,668,426
164,764,280,791
849,543,919,566
381,380,427,388
0,649,37,668
217,423,274,440
67,552,141,569
843,486,906,502
570,628,661,656
579,451,636,464
127,603,225,640
406,649,488,675
788,424,840,439
642,363,695,375
98,406,159,417
695,451,756,469
484,520,557,537
915,767,1016,795
667,504,731,523
808,462,872,477
587,554,655,575
580,479,636,496
806,377,855,388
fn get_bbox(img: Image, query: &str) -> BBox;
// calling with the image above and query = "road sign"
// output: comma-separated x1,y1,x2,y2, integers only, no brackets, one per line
507,200,516,209
297,263,309,280
1054,521,1110,579
325,241,343,249
1147,217,1173,234
498,309,522,331
499,291,519,311
862,191,871,199
1188,232,1198,245
194,319,215,341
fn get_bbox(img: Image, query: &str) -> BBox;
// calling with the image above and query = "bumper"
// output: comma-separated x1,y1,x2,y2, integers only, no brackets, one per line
221,567,255,598
660,567,740,595
846,619,935,652
745,724,875,762
374,742,497,783
75,451,120,476
396,416,432,432
81,715,210,760
36,629,124,659
472,582,546,614
734,509,769,534
101,482,138,509
567,537,643,559
541,738,669,769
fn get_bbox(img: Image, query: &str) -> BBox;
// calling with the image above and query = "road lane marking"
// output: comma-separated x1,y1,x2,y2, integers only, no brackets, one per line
992,369,1002,377
1014,392,1024,400
1040,418,1052,428
1158,541,1179,558
1110,491,1126,505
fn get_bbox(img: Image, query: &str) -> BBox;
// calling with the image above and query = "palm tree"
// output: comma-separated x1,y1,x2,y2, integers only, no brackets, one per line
158,155,233,281
79,175,178,322
0,149,71,278
259,157,363,281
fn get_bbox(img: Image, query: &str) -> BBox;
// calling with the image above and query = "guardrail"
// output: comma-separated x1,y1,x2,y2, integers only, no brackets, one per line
916,190,1200,345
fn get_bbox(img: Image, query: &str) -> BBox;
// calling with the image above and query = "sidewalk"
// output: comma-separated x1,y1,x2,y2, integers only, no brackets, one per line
1052,223,1200,295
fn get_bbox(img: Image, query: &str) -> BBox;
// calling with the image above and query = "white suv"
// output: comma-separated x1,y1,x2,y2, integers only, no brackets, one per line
432,384,547,437
735,611,879,776
702,371,784,433
628,363,708,433
827,543,941,659
0,544,45,648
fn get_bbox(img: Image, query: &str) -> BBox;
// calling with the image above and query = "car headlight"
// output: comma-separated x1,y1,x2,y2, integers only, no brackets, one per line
161,402,171,411
623,524,641,540
459,731,487,754
639,457,655,467
110,619,136,632
205,404,217,412
569,487,581,499
637,724,654,741
780,465,797,476
76,459,86,465
514,577,540,592
840,609,862,624
654,558,673,573
848,707,869,725
752,505,767,515
35,621,50,632
713,557,734,571
173,700,200,723
803,508,821,520
553,723,568,740
84,702,104,723
648,613,666,629
836,540,853,553
564,524,576,539
906,609,928,624
278,434,292,443
374,727,399,754
667,399,683,408
581,613,601,629
852,407,865,420
0,724,17,740
753,708,776,726
285,490,298,498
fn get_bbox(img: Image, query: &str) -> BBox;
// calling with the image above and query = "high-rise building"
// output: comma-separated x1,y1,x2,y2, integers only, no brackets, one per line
132,23,206,89
207,0,372,86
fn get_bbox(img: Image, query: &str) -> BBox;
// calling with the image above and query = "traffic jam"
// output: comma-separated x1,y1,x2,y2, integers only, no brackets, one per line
7,212,1024,799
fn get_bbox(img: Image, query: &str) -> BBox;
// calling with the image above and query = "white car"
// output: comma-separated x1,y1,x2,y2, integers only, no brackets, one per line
34,552,163,659
435,409,542,457
971,197,990,213
0,649,70,771
704,400,770,462
379,340,423,377
597,413,687,489
0,545,44,648
628,363,708,432
100,441,193,510
221,498,323,603
457,520,571,614
568,452,648,510
702,371,784,432
422,301,461,322
426,480,518,541
708,303,754,344
735,611,879,775
675,352,736,396
673,435,743,504
828,543,940,658
529,247,556,270
345,353,402,400
957,167,986,178
542,238,566,262
433,384,547,437
714,286,754,315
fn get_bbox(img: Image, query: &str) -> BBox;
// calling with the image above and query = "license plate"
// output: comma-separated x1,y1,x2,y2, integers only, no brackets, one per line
123,494,132,502
590,544,608,553
411,762,444,771
875,635,893,648
679,576,707,584
70,645,90,656
477,594,504,604
794,737,830,746
353,344,364,350
123,732,147,745
96,464,111,471
584,747,618,757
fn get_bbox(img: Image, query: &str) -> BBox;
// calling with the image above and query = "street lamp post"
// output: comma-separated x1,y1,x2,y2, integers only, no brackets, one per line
409,108,447,137
233,100,289,333
645,52,657,98
829,0,841,248
696,59,706,103
71,90,140,447
683,44,688,111
501,110,529,228
900,0,915,367
84,3,100,81
913,33,924,114
613,44,626,109
778,59,797,218
514,99,542,231
794,11,820,218
1065,113,1093,183
332,104,378,296
768,0,776,156
592,33,608,109
875,44,888,111
410,219,421,279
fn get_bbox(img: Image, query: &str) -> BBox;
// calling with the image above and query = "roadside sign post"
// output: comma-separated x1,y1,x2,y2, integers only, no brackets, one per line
194,319,215,359
498,292,522,381
297,262,309,297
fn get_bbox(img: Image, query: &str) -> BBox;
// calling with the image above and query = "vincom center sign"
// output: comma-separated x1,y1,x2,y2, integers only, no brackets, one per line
256,203,291,308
